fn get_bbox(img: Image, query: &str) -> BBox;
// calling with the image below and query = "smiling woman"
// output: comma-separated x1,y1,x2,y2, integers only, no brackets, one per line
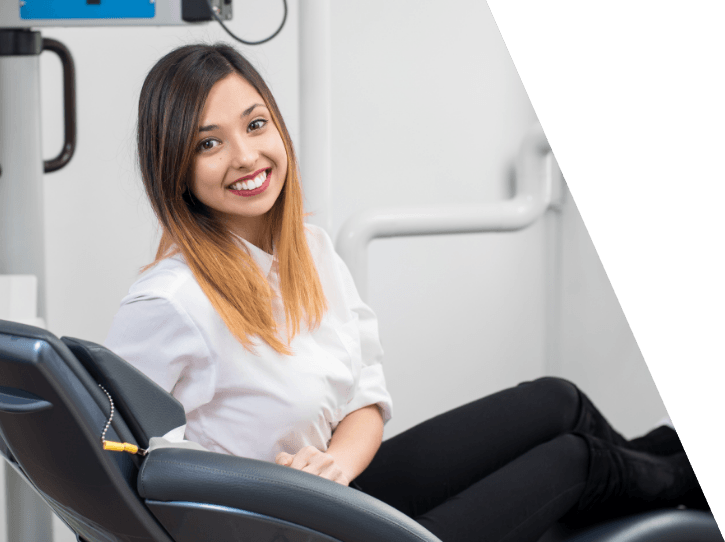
105,43,707,542
134,44,326,355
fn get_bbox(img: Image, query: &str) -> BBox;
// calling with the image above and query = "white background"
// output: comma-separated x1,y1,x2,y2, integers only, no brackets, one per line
0,1,685,539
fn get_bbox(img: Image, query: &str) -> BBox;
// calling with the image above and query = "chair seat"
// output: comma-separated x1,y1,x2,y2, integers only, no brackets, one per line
538,508,722,542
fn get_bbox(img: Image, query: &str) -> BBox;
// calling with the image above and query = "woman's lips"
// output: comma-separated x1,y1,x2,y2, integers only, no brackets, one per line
233,167,267,184
228,169,271,198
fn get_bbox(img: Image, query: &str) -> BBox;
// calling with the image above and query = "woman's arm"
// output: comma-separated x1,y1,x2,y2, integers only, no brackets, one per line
275,404,384,486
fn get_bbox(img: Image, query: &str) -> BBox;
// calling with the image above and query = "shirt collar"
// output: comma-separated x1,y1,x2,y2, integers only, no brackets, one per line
231,233,276,278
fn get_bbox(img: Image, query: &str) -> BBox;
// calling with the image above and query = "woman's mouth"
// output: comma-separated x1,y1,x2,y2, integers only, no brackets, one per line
228,168,270,197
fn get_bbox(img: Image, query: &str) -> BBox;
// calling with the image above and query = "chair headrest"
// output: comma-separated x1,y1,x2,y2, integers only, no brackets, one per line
0,318,64,351
61,336,186,448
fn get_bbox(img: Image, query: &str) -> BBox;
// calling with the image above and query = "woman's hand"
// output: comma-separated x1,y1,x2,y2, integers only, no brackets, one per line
275,446,351,486
275,404,384,487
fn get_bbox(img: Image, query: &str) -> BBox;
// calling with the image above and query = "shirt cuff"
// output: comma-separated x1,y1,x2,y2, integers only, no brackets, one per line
344,363,393,424
147,424,211,453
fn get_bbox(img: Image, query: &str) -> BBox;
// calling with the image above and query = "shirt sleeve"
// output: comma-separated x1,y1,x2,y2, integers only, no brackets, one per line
104,294,217,415
328,243,394,424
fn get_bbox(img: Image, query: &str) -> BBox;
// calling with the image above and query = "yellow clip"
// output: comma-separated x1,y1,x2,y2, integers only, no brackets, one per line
103,441,140,455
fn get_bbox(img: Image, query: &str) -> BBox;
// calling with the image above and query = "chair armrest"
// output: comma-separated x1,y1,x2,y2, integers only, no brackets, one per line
138,447,441,542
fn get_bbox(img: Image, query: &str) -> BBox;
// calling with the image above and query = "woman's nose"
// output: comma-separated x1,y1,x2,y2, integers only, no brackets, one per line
230,137,258,170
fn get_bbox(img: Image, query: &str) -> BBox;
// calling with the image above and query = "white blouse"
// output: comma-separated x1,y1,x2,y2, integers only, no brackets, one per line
104,224,393,463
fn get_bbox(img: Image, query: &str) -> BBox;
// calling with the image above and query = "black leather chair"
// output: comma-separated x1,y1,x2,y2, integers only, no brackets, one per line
0,319,721,542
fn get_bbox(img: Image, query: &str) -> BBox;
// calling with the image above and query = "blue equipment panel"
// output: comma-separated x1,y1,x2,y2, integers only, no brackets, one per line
21,0,155,20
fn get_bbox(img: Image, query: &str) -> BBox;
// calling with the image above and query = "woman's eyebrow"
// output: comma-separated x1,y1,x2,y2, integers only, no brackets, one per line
242,103,264,117
198,103,265,133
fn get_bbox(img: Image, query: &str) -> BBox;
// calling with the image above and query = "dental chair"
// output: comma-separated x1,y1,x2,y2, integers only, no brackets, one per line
0,319,721,542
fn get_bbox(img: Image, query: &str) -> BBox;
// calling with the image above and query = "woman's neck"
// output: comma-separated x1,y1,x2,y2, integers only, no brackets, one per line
222,215,273,254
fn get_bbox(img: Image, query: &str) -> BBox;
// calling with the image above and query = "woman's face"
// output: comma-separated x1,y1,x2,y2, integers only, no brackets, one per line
189,72,288,245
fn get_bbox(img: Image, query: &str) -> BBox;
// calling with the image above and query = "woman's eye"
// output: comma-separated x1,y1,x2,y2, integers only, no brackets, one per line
248,119,267,132
198,139,219,152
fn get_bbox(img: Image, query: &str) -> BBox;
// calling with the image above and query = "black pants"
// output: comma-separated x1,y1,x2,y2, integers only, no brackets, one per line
354,377,591,542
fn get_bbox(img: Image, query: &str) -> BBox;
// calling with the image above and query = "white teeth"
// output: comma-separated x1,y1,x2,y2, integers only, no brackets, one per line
229,170,268,191
252,170,266,188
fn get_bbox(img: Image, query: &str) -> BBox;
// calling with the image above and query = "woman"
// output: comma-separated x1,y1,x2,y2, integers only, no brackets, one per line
105,43,705,542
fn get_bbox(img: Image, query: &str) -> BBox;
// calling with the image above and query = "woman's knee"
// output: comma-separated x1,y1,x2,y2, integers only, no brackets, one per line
540,433,590,473
525,377,582,430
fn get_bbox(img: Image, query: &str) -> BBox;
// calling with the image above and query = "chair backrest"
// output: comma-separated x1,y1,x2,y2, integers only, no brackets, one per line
0,319,176,542
61,336,187,450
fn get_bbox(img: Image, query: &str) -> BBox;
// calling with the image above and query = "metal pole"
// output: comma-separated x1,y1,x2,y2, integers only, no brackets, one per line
298,0,332,235
0,29,54,542
0,37,47,313
5,468,53,542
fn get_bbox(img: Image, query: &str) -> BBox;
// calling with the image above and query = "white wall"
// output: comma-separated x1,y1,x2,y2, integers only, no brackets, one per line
554,185,668,437
2,1,666,540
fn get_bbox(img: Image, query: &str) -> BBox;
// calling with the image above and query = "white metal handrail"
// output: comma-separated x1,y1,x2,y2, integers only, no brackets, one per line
335,122,556,301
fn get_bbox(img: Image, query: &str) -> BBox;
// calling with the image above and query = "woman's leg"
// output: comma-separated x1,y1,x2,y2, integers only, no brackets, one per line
416,434,588,542
628,426,684,456
354,376,701,541
567,383,684,457
568,433,705,525
355,376,583,516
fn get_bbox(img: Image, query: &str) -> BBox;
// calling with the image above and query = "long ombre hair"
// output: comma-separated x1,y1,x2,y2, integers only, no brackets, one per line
137,43,327,355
